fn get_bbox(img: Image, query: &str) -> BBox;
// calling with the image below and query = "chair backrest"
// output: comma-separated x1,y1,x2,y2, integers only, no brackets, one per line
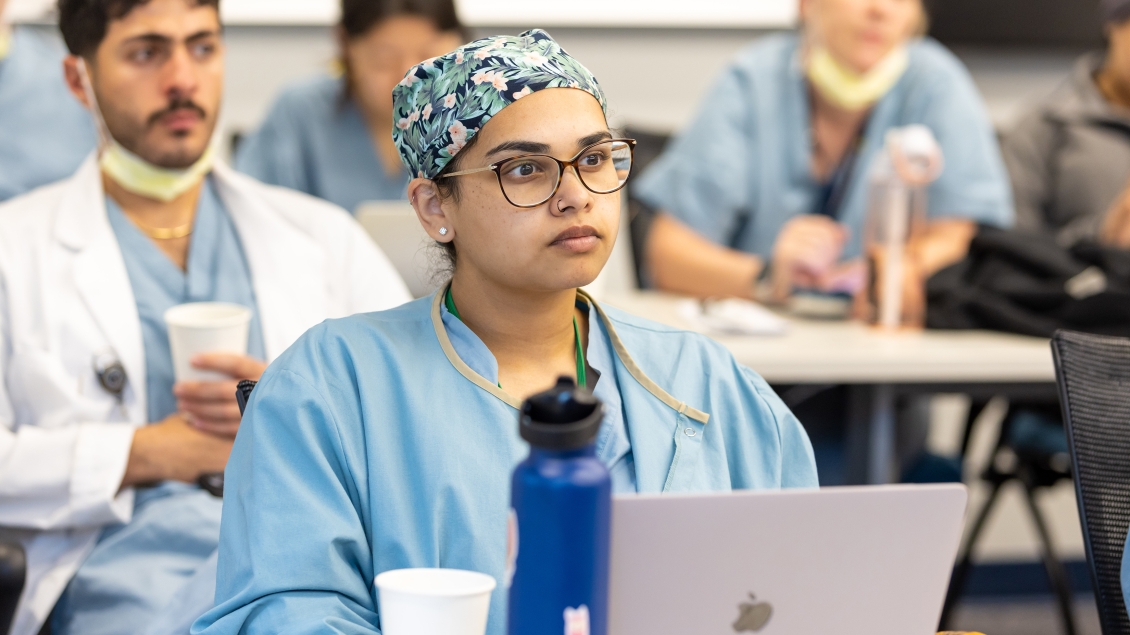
1053,330,1130,635
236,379,257,417
0,541,26,635
623,126,671,289
354,202,437,299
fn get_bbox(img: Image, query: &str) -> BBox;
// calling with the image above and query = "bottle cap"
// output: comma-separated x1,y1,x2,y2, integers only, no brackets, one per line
519,377,604,450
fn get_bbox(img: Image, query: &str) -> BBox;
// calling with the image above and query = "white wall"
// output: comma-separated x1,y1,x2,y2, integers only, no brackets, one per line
214,26,1082,141
20,23,1082,140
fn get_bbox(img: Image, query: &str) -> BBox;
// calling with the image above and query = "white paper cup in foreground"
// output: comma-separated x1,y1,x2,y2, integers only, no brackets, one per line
164,302,252,382
375,568,496,635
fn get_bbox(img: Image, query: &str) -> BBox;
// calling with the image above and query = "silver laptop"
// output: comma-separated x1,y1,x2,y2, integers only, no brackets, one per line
610,484,967,635
355,202,437,299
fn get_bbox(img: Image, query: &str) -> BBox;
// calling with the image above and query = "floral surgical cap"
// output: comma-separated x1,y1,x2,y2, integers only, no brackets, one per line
392,29,608,180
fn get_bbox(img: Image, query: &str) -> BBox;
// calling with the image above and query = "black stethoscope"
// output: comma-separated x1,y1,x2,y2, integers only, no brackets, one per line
93,352,127,403
92,352,225,497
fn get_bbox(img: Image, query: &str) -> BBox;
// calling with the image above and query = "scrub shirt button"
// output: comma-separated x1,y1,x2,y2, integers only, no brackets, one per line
684,427,697,437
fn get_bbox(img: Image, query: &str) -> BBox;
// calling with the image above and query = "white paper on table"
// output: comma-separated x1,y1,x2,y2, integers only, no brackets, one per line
677,298,788,337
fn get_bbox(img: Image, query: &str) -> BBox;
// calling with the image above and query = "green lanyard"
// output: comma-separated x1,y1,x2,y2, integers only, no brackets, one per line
445,288,587,388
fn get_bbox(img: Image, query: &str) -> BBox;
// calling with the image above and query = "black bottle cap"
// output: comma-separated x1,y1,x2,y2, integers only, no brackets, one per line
519,376,604,450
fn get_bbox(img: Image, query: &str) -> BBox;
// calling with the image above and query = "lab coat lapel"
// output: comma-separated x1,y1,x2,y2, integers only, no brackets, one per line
212,163,328,360
56,156,147,423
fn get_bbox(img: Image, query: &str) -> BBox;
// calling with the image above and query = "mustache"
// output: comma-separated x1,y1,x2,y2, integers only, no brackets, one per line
147,98,207,127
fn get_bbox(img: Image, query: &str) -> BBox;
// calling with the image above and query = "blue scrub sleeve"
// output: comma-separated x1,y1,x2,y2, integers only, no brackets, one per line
916,59,1015,227
740,367,820,489
1123,528,1130,615
192,365,379,635
234,99,312,193
632,67,756,245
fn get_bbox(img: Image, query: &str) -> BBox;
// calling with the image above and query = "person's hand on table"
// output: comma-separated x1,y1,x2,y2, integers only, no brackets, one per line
854,243,927,327
853,219,976,327
173,353,267,438
769,215,850,302
1101,182,1130,248
121,413,235,488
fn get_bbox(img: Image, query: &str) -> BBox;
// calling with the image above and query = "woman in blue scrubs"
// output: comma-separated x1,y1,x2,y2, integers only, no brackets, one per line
234,0,464,213
638,0,1013,312
196,30,818,635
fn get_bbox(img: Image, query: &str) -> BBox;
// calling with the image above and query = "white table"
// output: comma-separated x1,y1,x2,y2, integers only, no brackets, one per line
601,292,1057,484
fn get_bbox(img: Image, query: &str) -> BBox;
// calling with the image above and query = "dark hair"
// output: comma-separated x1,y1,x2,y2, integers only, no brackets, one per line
340,0,467,40
58,0,221,57
429,133,480,271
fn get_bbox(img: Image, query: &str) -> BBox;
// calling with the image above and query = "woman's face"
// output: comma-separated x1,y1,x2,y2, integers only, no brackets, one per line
431,88,620,293
345,15,461,123
802,0,923,73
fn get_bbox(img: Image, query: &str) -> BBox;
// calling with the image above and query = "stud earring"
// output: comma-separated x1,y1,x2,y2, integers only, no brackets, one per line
439,227,449,236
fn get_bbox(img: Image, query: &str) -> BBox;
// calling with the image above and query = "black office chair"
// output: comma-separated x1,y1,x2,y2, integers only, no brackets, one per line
0,540,26,635
1052,330,1130,635
235,379,256,416
939,398,1077,634
622,126,671,289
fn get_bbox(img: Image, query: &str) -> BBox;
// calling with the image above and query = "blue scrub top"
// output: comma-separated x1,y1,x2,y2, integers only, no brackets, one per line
442,299,636,492
634,34,1014,260
118,299,642,635
106,176,267,422
0,28,97,201
234,74,410,214
52,177,267,635
193,292,817,635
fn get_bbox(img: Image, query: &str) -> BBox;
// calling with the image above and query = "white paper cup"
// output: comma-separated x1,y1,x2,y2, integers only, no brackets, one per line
375,568,496,635
164,302,252,382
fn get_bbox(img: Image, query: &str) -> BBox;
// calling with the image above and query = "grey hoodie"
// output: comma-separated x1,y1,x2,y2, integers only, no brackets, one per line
1001,52,1130,246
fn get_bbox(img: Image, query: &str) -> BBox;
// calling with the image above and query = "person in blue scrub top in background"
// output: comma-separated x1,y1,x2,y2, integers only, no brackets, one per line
195,30,818,635
234,0,465,213
0,0,96,201
637,0,1013,318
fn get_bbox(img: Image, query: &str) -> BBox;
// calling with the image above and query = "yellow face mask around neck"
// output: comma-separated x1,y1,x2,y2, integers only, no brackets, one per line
0,27,12,63
99,143,215,203
76,58,215,203
806,45,909,112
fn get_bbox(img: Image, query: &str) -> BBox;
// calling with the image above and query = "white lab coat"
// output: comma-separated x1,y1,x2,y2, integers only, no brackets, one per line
0,156,411,635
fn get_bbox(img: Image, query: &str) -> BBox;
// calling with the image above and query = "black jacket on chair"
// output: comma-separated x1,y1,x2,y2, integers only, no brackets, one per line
926,225,1130,338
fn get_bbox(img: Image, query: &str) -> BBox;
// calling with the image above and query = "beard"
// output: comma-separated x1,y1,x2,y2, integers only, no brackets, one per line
98,91,215,169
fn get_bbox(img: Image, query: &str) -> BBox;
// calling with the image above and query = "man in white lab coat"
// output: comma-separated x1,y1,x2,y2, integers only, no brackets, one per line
0,0,411,633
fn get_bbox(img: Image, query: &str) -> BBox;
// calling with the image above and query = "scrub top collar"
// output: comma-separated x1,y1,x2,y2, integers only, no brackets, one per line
438,290,633,482
430,285,710,424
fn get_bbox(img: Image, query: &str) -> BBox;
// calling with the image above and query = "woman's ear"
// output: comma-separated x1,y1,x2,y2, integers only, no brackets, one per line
408,178,455,243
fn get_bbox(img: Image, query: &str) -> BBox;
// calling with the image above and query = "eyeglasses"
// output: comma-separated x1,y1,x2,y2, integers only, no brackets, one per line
440,139,637,208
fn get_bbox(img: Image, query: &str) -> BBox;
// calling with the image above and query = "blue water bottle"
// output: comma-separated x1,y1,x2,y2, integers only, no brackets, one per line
508,377,611,635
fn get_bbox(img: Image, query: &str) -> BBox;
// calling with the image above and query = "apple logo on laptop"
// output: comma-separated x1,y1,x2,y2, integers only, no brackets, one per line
732,593,772,632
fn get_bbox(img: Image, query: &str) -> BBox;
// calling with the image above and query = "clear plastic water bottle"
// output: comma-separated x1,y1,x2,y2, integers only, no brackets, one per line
863,125,944,329
507,377,611,635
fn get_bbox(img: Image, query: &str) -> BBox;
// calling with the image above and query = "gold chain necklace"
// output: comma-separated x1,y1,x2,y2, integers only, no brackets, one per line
129,217,194,240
